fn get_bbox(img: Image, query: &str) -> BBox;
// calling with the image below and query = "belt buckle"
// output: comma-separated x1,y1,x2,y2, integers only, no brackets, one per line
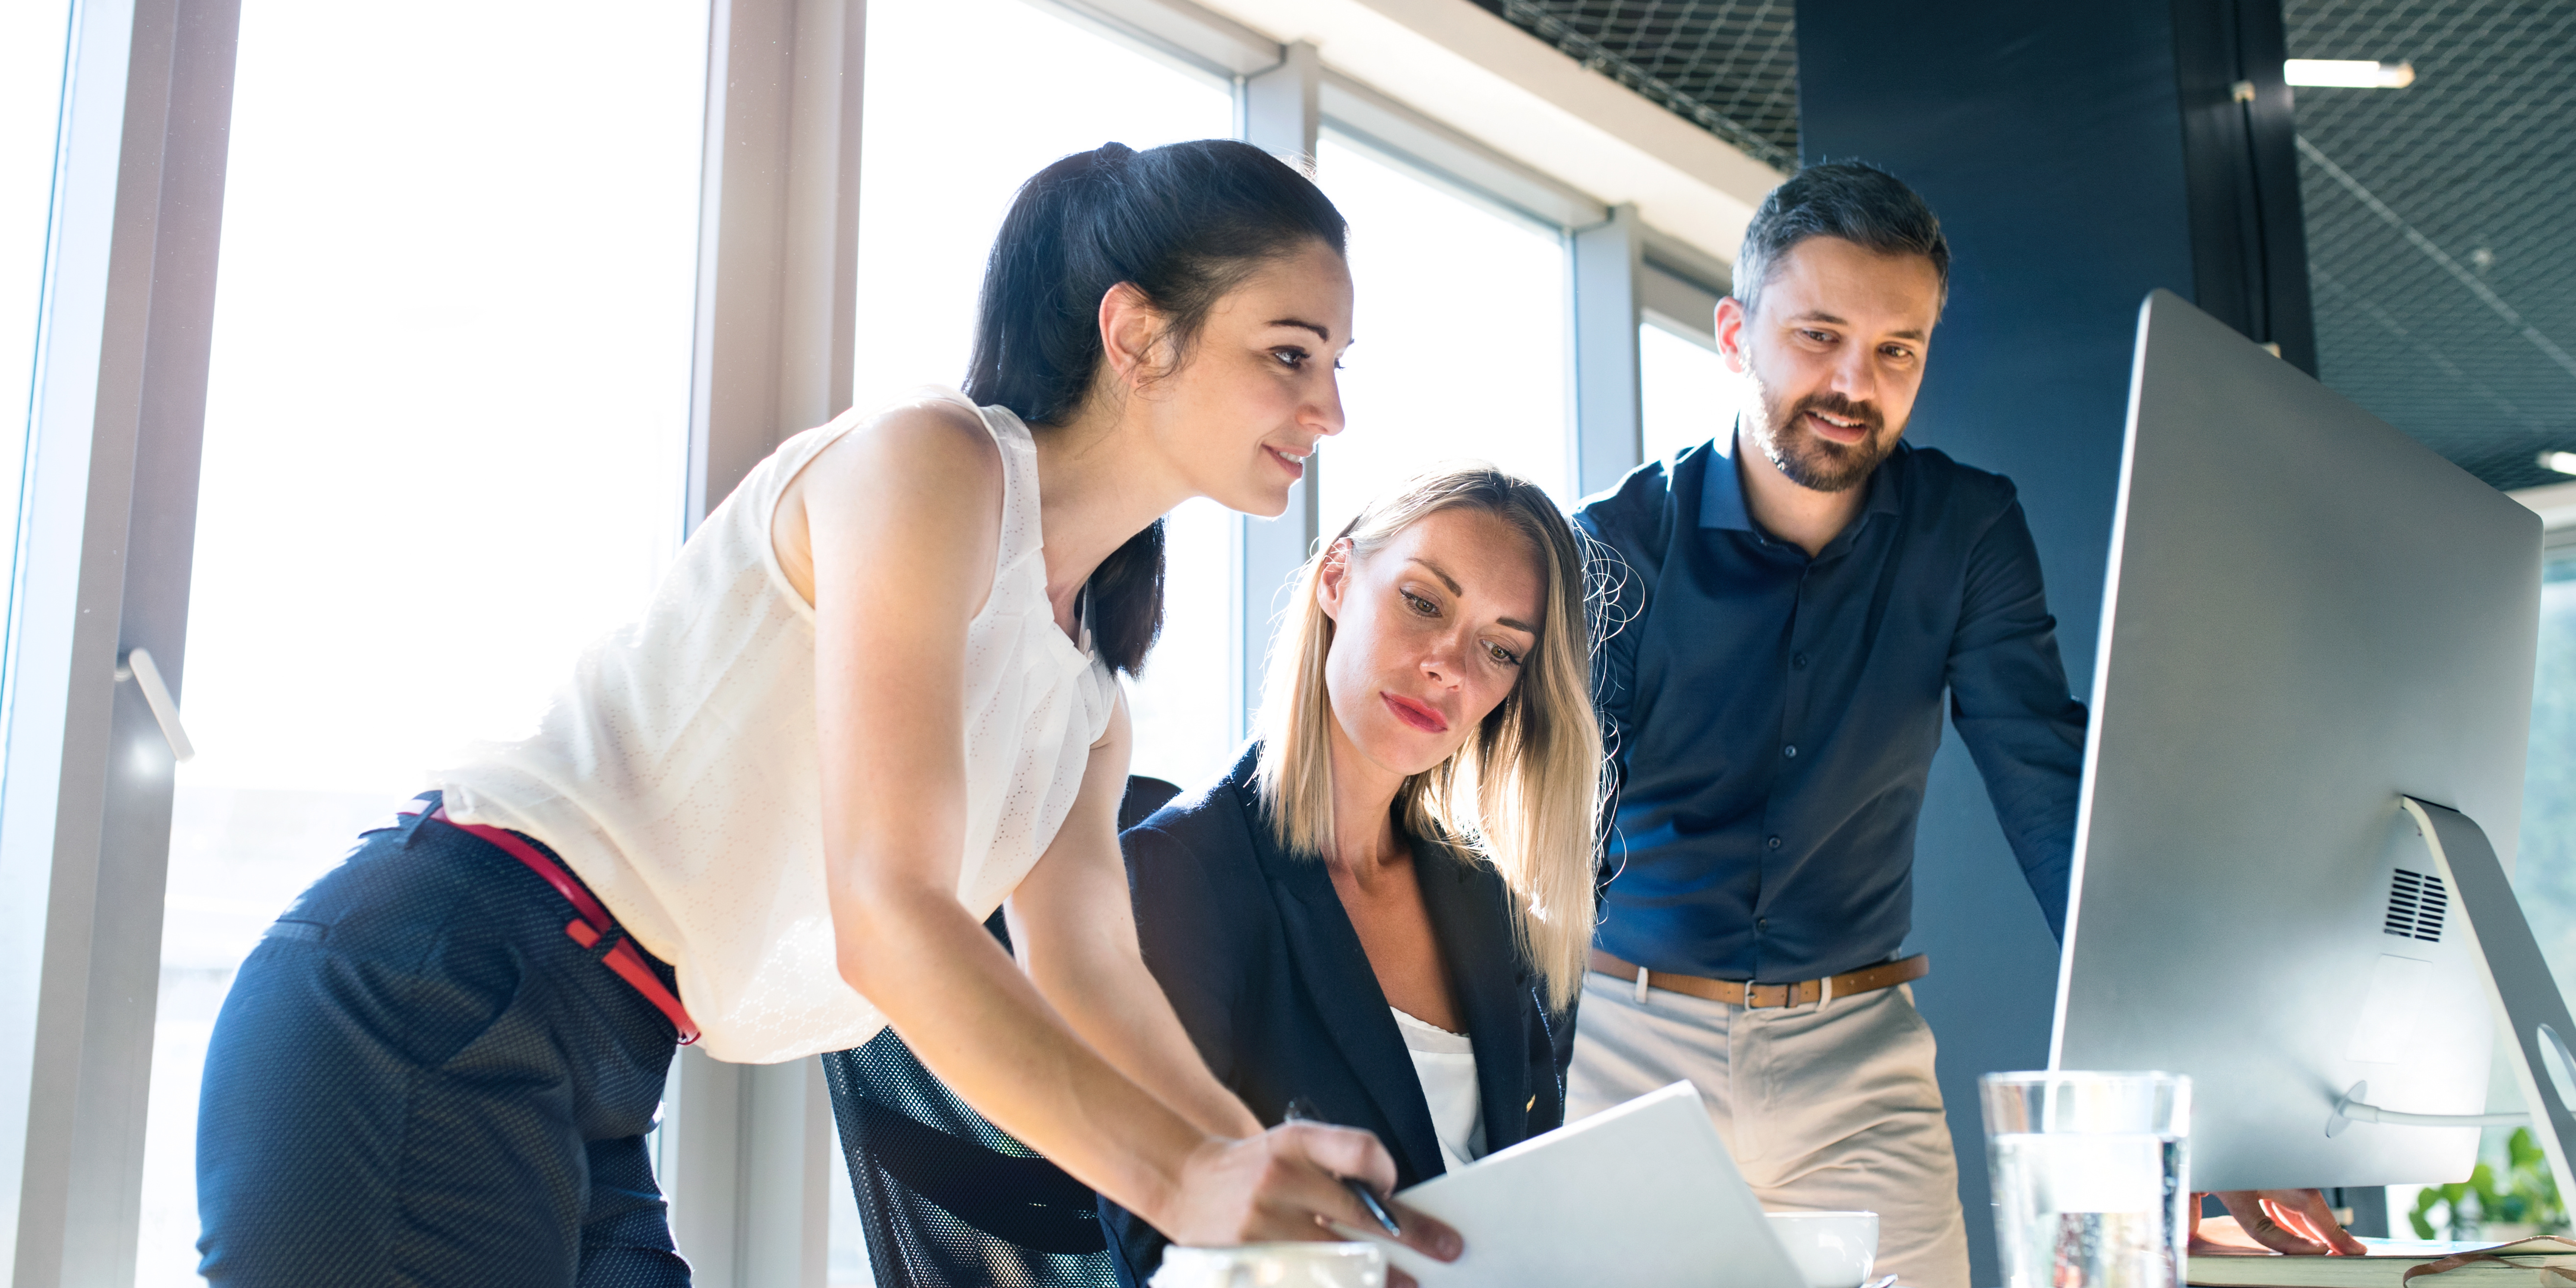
1745,982,1785,1009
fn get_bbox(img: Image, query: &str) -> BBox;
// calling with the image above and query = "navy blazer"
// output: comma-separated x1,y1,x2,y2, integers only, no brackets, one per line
1101,746,1570,1282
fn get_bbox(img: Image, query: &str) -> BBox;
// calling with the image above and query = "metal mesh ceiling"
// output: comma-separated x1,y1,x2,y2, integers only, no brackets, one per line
2286,0,2576,492
1483,0,2575,492
1476,0,1800,171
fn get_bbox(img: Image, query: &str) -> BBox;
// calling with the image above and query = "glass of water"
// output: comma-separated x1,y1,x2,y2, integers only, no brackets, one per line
1980,1071,2191,1288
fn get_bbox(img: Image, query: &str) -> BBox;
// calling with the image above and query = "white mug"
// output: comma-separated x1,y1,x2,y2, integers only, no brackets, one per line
1765,1210,1880,1288
1149,1242,1388,1288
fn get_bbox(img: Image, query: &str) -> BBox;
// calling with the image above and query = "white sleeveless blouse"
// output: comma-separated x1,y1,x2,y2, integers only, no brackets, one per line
434,389,1118,1063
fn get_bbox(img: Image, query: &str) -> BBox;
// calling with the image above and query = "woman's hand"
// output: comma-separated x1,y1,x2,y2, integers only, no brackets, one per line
1158,1123,1462,1283
2190,1190,2367,1255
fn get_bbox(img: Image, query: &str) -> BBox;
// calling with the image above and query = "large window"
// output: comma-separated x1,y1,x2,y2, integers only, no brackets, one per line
1125,496,1239,791
2393,541,2576,1239
136,3,707,1281
852,0,1238,800
0,0,72,746
1311,133,1572,532
1640,319,1729,468
2515,544,2576,984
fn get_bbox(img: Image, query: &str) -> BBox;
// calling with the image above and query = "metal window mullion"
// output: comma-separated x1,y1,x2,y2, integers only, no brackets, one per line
1232,41,1322,744
685,0,864,531
661,1047,835,1288
1572,203,1645,497
0,0,242,1281
665,0,863,1283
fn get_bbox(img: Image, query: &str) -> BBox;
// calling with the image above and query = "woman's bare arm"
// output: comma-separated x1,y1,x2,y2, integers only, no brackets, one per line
796,402,1448,1253
1007,696,1262,1142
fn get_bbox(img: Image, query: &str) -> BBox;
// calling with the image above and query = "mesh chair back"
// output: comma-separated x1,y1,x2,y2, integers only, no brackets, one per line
823,775,1183,1287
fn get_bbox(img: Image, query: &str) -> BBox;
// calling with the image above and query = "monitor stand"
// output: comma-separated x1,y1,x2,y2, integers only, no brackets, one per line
2320,797,2576,1205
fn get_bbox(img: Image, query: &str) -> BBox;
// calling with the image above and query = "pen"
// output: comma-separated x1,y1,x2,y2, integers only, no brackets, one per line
1341,1176,1403,1239
1282,1097,1404,1238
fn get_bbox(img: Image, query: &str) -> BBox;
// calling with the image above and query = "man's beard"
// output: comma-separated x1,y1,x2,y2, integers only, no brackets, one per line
1743,379,1897,494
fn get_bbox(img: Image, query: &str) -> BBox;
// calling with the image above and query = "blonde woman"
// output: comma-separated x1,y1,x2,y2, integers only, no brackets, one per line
1103,466,1604,1286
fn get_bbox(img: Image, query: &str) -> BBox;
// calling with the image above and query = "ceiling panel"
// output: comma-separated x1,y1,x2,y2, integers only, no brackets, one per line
1474,0,1799,170
2286,0,2576,492
1482,0,2576,492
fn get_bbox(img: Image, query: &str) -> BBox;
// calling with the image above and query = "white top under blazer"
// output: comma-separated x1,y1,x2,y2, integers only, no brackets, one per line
435,389,1118,1063
1392,1007,1488,1175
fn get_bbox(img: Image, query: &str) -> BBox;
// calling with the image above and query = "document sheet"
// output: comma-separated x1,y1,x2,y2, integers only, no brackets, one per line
1369,1080,1808,1287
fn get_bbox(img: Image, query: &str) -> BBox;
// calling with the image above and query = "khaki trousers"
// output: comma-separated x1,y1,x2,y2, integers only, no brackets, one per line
1567,973,1971,1288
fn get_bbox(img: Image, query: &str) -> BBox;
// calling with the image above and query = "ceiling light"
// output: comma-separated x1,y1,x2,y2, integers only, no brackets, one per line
2538,450,2576,476
2285,59,2416,88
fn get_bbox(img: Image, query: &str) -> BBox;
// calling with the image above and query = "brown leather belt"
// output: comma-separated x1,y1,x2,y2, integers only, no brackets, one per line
1589,949,1929,1009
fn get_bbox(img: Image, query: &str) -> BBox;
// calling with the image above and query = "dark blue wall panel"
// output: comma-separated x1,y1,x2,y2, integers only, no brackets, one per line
1794,2,2285,1280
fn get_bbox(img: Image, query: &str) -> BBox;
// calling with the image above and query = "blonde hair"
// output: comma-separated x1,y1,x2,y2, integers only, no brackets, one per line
1253,464,1607,1010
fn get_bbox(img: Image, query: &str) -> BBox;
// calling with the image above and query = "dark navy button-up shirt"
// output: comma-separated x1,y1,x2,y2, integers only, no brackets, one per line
1575,435,2089,983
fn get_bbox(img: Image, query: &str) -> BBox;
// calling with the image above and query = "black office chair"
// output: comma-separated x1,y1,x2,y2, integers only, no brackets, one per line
821,774,1184,1288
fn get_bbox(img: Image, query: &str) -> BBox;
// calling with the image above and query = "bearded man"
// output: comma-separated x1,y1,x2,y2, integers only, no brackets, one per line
1568,163,2361,1288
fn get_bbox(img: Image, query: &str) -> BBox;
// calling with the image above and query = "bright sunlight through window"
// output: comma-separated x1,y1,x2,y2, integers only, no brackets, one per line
138,4,706,1281
1311,133,1571,535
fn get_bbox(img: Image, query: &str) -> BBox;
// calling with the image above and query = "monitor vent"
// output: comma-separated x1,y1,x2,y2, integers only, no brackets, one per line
2384,868,2447,943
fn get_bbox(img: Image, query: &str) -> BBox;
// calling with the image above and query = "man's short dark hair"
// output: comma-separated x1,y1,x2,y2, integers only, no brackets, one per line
1732,161,1950,318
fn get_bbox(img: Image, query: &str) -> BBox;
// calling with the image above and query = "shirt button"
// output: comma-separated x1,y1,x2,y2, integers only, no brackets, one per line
1766,835,1783,850
1783,744,1798,759
1792,653,1809,670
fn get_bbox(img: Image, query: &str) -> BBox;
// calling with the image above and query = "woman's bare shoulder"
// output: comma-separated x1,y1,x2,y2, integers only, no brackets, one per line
773,393,1008,609
812,393,1004,497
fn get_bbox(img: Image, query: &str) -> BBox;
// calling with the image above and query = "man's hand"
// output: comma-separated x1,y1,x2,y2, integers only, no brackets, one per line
2189,1190,2368,1256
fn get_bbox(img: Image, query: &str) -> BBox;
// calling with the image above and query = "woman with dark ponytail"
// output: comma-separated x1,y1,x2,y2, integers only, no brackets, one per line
193,139,1462,1287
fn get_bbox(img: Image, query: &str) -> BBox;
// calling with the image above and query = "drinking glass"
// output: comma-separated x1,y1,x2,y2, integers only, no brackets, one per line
1980,1071,2191,1288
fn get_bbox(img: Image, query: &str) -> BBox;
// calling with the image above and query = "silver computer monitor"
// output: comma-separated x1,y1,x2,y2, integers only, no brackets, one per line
2051,290,2547,1190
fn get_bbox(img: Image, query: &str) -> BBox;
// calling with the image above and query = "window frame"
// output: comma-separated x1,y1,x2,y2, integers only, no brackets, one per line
1,0,240,1277
1641,257,1726,351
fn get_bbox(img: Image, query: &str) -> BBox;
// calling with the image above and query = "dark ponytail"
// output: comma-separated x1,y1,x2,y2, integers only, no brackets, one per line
964,139,1347,677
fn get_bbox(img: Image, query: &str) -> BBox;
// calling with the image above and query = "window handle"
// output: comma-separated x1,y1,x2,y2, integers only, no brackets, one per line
114,647,195,763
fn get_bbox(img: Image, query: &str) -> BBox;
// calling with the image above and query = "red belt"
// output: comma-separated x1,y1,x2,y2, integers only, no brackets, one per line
418,804,700,1045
